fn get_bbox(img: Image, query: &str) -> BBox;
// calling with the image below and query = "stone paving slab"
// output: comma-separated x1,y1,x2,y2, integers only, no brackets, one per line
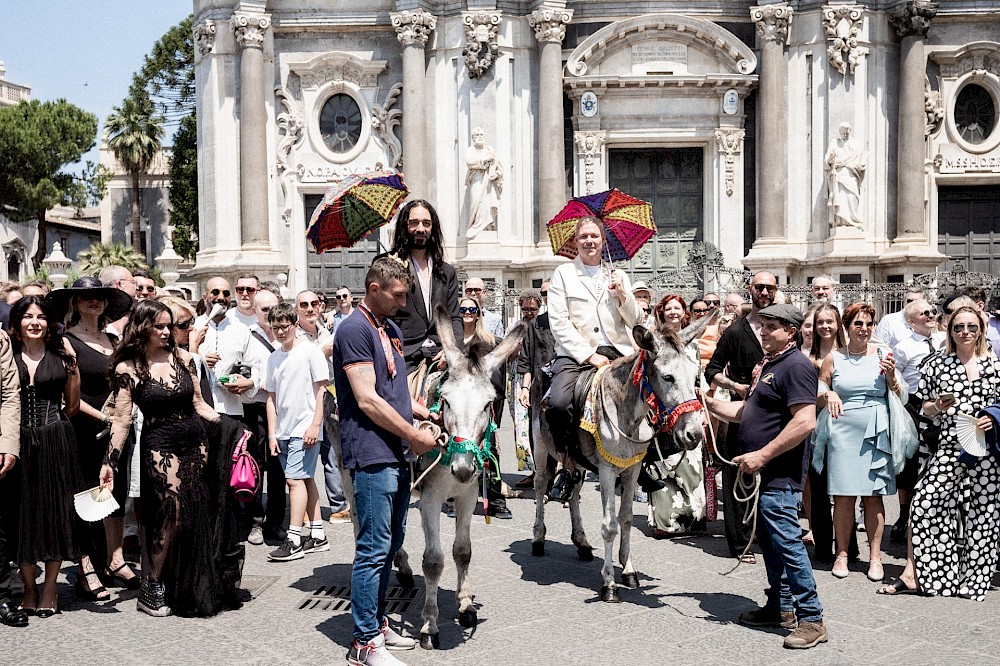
1,425,998,665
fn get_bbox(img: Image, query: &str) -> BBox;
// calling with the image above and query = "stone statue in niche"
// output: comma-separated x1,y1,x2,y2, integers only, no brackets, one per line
465,128,503,239
825,122,867,230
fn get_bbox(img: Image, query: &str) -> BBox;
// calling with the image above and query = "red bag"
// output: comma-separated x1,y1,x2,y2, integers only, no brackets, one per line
230,430,260,503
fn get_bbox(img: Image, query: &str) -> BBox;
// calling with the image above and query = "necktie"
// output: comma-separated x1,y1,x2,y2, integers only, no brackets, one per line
927,338,935,354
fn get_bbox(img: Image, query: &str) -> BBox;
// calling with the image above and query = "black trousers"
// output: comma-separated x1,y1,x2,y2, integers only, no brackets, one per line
0,466,19,600
241,403,286,532
720,422,754,556
544,347,622,454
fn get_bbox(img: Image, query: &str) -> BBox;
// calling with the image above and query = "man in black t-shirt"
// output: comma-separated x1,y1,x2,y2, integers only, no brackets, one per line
707,304,826,651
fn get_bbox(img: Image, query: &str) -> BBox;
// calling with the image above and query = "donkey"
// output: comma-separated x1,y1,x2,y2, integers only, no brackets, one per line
530,320,708,602
410,308,524,649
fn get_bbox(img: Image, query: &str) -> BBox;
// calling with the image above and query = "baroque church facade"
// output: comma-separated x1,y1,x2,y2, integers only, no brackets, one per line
190,0,1000,295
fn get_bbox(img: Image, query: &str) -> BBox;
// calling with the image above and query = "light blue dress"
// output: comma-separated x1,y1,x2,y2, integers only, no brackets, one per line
826,351,896,496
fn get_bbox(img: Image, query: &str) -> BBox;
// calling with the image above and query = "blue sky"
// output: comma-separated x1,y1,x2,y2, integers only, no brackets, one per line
3,1,193,164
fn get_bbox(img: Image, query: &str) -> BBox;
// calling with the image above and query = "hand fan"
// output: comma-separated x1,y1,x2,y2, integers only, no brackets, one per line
955,413,988,458
74,485,120,522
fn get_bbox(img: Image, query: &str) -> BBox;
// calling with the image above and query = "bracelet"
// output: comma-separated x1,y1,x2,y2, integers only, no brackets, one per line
268,435,278,441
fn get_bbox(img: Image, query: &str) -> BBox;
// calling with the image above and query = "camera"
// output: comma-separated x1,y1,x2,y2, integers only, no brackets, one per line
231,362,253,379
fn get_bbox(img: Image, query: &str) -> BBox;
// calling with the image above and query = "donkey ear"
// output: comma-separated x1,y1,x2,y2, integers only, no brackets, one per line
434,304,464,370
678,311,713,347
633,325,657,353
484,322,527,377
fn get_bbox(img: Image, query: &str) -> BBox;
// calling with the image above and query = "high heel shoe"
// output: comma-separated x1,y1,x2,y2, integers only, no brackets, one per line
75,571,110,601
102,563,141,590
34,607,58,619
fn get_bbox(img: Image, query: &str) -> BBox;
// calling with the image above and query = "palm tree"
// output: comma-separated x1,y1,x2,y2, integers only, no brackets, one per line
77,242,148,277
105,87,164,255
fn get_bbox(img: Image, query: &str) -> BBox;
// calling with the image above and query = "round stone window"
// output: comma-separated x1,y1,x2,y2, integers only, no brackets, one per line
319,94,363,154
954,84,996,145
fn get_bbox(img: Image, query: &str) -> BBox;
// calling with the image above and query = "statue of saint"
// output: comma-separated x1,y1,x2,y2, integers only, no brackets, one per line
465,128,503,239
825,122,867,230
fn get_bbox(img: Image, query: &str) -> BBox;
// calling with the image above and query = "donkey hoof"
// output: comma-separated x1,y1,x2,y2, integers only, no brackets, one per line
531,542,545,557
577,546,594,562
419,633,440,650
621,572,640,589
600,585,621,603
458,609,478,628
395,572,415,588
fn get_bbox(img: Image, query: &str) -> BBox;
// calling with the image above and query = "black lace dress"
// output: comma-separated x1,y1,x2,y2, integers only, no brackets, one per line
16,351,85,564
110,359,225,617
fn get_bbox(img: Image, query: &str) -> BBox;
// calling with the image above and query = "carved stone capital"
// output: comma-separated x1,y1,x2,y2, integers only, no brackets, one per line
231,13,270,50
823,5,867,76
194,20,217,58
529,8,574,45
391,10,437,47
715,129,745,197
751,4,793,44
463,11,502,79
889,1,938,40
574,131,606,158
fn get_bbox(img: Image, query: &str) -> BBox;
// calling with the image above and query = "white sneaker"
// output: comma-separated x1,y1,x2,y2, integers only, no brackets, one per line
347,633,407,666
381,618,416,650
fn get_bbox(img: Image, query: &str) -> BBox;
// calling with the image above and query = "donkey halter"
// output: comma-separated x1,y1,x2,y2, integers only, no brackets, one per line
632,350,702,433
422,370,499,474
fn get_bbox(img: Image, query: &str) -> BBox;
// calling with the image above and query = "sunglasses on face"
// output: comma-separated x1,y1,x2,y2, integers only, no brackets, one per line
521,307,539,313
692,308,710,314
336,294,351,300
459,306,479,315
704,300,720,306
952,324,980,333
465,287,483,294
175,318,194,330
138,285,156,293
210,289,231,298
235,286,257,294
752,284,776,292
918,309,936,318
298,301,320,309
850,321,874,328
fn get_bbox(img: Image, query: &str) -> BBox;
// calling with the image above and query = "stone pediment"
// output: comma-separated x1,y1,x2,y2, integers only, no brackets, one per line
931,41,1000,79
288,51,387,90
565,13,757,89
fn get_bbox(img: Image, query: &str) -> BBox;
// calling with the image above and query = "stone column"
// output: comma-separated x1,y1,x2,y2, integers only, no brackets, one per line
529,8,573,239
890,1,938,239
391,10,437,198
750,4,793,241
231,12,272,248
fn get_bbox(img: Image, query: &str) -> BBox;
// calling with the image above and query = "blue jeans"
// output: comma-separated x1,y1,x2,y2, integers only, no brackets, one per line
321,412,347,512
756,485,823,623
350,463,410,643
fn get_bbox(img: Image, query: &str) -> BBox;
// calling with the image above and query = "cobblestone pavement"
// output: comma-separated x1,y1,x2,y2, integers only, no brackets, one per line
2,425,997,665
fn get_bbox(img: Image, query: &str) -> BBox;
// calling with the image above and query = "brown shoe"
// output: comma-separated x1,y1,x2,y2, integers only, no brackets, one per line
738,607,797,629
783,621,828,649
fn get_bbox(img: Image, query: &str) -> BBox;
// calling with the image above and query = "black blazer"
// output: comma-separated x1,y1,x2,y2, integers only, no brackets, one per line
375,253,462,365
704,315,764,388
516,311,555,379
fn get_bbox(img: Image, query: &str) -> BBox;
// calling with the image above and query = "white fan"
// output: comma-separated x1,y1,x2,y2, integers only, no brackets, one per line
74,486,120,522
955,413,988,458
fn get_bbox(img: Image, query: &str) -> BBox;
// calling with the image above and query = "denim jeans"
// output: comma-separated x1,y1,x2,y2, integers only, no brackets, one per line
756,485,823,623
321,406,347,513
350,463,411,643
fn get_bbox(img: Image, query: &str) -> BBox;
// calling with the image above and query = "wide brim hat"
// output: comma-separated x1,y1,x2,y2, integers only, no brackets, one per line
45,276,135,322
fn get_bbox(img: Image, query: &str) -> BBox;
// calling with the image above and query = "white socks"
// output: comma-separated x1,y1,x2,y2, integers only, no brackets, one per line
288,525,302,546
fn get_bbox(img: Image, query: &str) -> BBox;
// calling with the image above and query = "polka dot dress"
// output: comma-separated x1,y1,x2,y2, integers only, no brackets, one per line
911,352,1000,601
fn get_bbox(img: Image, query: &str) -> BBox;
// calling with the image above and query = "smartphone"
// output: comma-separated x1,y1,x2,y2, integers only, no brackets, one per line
939,392,956,403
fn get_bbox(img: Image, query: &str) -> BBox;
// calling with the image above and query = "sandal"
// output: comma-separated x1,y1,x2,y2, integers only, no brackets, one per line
103,562,141,590
876,578,921,596
0,600,29,627
76,571,111,601
867,559,884,582
738,553,757,565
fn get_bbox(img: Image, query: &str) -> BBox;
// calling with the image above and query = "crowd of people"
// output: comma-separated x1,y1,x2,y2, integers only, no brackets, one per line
0,206,999,662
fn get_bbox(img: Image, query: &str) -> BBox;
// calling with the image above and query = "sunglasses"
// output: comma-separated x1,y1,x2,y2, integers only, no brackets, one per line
459,306,479,314
521,307,539,313
952,323,980,333
691,308,710,314
465,287,484,294
704,300,720,306
210,289,231,298
235,286,257,294
850,321,874,328
540,291,548,297
138,285,156,293
751,284,776,292
336,294,351,300
298,301,320,308
175,318,194,330
918,309,936,318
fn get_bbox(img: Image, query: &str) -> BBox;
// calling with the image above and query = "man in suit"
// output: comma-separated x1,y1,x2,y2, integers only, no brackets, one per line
545,218,643,501
383,199,462,375
516,281,554,488
0,329,23,626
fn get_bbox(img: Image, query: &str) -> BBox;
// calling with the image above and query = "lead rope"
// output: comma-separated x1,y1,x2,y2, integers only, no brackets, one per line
698,390,761,576
410,421,447,492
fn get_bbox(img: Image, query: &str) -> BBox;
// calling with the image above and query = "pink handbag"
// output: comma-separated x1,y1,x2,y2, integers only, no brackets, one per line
230,430,260,503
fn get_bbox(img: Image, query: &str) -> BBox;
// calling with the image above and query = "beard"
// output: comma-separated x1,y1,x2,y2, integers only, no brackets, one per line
407,233,429,249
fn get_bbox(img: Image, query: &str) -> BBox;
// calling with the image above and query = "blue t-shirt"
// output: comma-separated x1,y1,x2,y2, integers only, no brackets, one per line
333,307,412,470
739,347,818,491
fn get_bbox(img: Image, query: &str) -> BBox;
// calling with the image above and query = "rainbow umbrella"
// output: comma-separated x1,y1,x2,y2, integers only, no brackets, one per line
546,188,655,262
306,171,409,253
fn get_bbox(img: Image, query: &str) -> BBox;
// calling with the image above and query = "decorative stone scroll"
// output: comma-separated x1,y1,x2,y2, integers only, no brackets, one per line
528,8,573,44
274,88,304,225
391,10,437,47
924,75,944,136
463,11,502,79
888,1,938,39
371,83,403,168
193,20,217,58
715,128,745,197
231,13,270,49
750,4,793,44
823,5,867,76
574,131,606,195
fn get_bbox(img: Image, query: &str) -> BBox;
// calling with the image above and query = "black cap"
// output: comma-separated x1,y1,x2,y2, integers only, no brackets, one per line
758,303,804,329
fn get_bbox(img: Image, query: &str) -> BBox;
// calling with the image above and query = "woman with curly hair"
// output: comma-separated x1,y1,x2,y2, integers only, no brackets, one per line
99,300,223,617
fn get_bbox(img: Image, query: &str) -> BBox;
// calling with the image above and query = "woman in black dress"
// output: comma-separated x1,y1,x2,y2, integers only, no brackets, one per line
99,300,224,617
11,296,86,616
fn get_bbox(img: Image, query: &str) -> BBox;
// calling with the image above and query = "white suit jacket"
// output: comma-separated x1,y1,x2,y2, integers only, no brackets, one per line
548,257,644,364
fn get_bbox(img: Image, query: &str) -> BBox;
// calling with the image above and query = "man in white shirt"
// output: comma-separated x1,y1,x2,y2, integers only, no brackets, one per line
330,285,355,337
874,286,924,349
133,269,157,301
99,265,136,336
227,273,262,329
464,277,505,340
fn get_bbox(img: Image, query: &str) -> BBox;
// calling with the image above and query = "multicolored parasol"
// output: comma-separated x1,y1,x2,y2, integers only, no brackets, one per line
546,188,655,262
306,171,409,253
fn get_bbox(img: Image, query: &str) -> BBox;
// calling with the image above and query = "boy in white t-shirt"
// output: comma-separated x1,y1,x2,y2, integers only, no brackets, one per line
264,302,330,562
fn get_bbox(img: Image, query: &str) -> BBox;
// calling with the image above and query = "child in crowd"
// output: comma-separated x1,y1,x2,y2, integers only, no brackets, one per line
264,303,330,561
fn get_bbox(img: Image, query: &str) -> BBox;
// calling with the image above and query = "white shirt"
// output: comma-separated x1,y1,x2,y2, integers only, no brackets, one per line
482,309,505,340
581,263,613,346
874,310,911,350
194,314,262,416
894,330,946,393
264,340,330,439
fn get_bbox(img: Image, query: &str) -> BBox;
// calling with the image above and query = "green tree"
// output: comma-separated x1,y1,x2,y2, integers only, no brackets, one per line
105,85,164,254
77,242,148,276
169,112,198,260
134,15,195,124
0,99,99,268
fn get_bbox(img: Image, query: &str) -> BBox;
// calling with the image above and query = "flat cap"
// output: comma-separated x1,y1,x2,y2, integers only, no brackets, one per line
758,303,804,328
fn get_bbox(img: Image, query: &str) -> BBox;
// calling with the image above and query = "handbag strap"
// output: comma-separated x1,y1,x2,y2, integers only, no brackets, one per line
232,429,252,461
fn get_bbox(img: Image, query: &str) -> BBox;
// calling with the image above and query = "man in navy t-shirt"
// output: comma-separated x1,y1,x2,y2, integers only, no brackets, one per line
707,304,826,650
333,257,437,665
